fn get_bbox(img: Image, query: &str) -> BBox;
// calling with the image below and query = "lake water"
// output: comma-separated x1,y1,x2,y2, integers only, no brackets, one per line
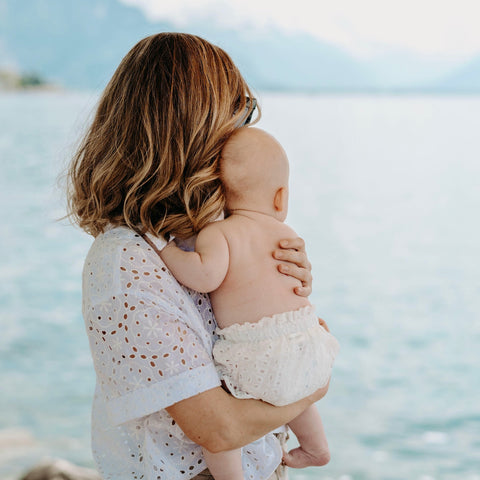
0,91,479,480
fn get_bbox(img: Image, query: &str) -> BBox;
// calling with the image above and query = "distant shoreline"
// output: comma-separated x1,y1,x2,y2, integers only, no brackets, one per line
253,86,480,95
0,74,479,96
0,69,61,91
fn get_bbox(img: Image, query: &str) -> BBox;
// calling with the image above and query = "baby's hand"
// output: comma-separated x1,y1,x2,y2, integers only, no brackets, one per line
161,239,177,252
159,239,182,265
160,240,183,258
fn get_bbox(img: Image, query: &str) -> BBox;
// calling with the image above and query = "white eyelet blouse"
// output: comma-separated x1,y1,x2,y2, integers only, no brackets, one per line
82,226,283,480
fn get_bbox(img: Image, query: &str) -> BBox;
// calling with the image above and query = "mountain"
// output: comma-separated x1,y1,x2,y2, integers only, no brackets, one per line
0,0,479,92
0,0,371,91
362,49,465,90
184,26,373,91
435,56,480,92
0,0,171,89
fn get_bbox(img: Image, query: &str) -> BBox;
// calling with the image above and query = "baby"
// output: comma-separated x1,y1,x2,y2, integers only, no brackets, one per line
161,127,339,479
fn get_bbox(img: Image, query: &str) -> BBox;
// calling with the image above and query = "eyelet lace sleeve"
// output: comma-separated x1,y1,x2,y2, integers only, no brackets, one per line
83,227,220,425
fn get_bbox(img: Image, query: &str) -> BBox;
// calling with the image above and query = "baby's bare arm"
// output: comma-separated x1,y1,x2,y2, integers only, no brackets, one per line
160,224,229,293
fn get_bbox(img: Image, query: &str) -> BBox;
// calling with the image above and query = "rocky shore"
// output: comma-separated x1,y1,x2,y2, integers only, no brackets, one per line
0,429,97,480
19,459,101,480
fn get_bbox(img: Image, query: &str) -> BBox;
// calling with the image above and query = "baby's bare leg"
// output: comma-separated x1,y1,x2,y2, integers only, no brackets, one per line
283,405,330,468
202,447,244,480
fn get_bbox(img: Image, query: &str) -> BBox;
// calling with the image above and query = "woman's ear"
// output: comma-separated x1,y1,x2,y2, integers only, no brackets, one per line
274,187,288,213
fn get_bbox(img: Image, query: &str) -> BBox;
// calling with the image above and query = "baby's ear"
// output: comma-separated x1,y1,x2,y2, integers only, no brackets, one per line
274,187,288,213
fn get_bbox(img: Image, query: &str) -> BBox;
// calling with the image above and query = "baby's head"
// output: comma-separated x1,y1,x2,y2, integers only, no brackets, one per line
220,127,289,220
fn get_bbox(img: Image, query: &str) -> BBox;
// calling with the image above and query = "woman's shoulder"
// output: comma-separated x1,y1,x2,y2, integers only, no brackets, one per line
83,226,172,302
82,226,217,348
91,225,165,249
85,226,166,264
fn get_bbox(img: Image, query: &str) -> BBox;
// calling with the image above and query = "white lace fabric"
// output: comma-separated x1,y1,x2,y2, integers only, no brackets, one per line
214,306,340,406
82,226,282,480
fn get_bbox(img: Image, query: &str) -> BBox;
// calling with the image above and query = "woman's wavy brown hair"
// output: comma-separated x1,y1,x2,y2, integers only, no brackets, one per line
67,33,258,238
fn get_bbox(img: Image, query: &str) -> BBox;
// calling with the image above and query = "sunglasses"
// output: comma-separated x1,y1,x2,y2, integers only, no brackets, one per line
238,97,257,127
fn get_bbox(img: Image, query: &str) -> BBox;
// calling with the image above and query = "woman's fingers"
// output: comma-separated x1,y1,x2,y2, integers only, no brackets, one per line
277,237,310,267
274,248,312,271
277,263,313,297
275,237,313,296
277,261,312,285
318,317,330,332
279,237,305,252
308,379,330,403
294,286,311,297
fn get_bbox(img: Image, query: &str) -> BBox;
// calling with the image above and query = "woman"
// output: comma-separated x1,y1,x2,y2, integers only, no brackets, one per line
67,33,329,480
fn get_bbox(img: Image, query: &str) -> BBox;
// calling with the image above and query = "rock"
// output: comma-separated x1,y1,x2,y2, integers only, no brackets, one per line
19,459,101,480
0,428,36,449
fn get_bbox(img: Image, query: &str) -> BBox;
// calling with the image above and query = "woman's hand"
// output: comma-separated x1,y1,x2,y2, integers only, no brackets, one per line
273,237,312,297
307,378,330,404
318,317,330,332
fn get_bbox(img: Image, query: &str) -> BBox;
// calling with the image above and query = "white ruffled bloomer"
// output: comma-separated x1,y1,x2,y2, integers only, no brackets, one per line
213,305,340,406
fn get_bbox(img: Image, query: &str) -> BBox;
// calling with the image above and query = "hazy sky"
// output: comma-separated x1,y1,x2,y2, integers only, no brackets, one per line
121,0,480,61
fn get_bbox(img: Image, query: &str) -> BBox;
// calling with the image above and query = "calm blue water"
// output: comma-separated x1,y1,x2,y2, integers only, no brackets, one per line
1,91,479,480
